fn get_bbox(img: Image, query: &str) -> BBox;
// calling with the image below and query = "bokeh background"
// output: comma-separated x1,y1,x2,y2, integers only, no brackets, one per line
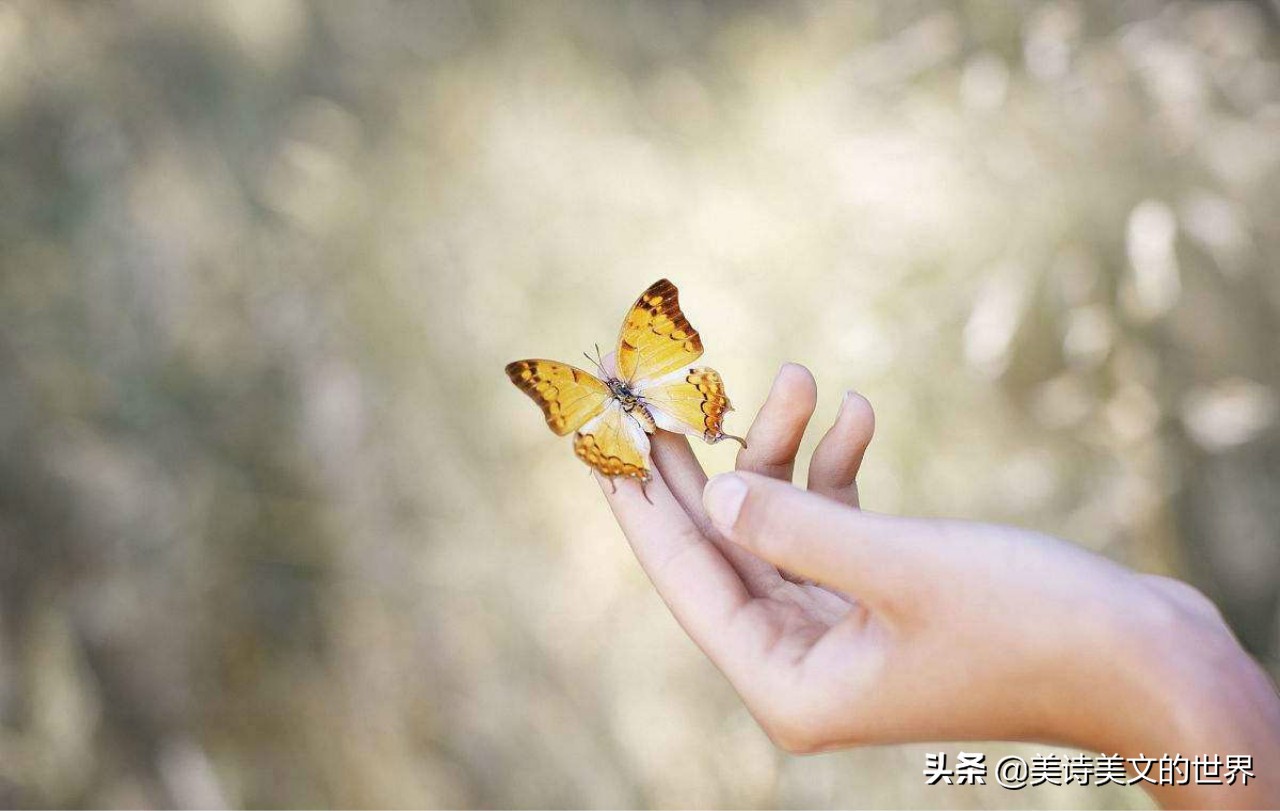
1,0,1278,807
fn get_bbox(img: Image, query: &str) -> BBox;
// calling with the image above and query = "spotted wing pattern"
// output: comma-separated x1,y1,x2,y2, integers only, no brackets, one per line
505,360,610,436
636,366,739,443
615,279,704,384
573,400,651,481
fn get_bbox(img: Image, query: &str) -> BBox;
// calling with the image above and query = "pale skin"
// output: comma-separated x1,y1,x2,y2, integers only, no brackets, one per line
594,362,1280,809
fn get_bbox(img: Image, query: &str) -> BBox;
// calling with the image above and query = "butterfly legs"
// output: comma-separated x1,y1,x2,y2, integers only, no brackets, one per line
595,469,654,505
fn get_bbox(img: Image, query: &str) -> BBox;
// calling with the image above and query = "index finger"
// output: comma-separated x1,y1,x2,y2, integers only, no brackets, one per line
595,466,754,667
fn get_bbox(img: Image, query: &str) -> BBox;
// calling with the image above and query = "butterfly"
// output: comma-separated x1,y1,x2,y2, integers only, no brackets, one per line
506,279,745,500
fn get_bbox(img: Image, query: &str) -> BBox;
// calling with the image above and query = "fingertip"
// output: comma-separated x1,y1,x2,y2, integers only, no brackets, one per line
840,389,873,416
778,361,812,378
839,391,875,439
774,362,818,407
807,392,876,504
703,472,749,534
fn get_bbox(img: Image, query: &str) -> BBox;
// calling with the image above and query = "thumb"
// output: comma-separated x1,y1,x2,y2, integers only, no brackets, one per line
702,471,924,611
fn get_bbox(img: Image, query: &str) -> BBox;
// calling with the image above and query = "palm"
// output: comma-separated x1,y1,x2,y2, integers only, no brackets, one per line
598,364,882,707
757,580,857,635
590,360,1280,808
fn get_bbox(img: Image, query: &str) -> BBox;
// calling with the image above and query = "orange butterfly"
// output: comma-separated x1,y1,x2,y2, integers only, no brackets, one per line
506,279,745,500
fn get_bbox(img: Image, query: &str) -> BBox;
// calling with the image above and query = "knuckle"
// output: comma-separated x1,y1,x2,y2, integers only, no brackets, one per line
743,461,793,481
736,445,795,477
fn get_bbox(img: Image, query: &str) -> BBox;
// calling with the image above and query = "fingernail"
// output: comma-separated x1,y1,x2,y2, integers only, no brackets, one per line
769,363,797,396
841,390,860,416
840,390,865,416
778,361,804,379
704,473,748,532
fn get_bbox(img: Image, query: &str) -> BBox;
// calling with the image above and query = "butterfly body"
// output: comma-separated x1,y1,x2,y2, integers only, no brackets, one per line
506,279,744,492
606,377,658,432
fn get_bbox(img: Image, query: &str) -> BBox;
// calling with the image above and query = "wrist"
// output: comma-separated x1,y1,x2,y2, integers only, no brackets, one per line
1081,585,1280,807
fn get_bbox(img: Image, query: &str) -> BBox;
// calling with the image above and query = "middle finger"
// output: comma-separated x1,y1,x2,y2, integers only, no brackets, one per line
735,363,818,482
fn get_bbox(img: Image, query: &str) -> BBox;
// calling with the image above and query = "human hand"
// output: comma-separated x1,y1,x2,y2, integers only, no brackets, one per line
596,363,1280,809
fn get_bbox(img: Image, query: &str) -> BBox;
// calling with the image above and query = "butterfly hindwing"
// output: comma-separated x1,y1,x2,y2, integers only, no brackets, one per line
615,279,704,384
635,366,739,444
505,360,610,436
574,399,651,481
508,279,741,490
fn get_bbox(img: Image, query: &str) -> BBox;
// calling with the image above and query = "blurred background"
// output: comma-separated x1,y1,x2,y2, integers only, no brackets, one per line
1,0,1278,807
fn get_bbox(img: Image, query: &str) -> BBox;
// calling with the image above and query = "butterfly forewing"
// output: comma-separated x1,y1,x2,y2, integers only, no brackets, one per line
615,279,704,384
507,279,741,487
505,360,610,436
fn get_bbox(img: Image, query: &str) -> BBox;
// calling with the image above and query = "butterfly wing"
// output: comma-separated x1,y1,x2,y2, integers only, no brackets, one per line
634,366,742,445
574,399,651,481
615,279,703,384
505,360,610,436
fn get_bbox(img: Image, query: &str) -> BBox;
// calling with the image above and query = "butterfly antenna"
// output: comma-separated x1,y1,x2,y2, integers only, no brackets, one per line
583,350,606,378
639,478,653,505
